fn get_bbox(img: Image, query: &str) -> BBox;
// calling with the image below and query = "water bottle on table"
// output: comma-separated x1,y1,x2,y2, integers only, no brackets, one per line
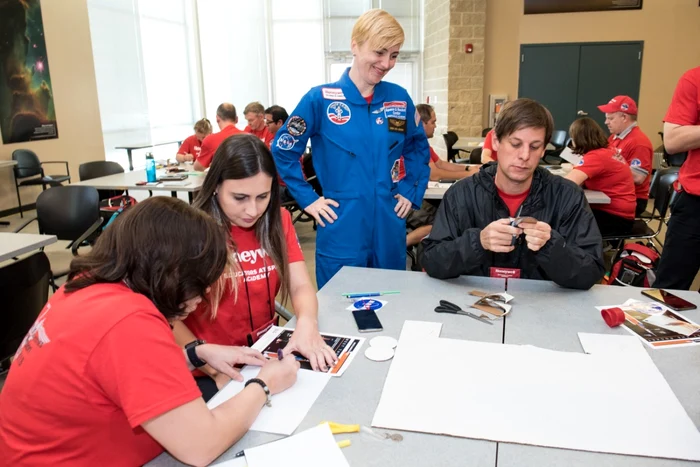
145,152,156,183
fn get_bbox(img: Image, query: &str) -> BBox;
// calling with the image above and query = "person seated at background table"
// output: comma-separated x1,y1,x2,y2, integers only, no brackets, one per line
564,117,636,236
244,101,275,147
406,103,476,248
422,98,604,290
598,95,653,216
264,105,289,142
0,197,299,467
176,117,212,164
176,134,337,401
194,103,243,171
481,127,498,162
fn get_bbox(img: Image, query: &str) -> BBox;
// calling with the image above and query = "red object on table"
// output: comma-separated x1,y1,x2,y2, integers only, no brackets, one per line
601,307,626,327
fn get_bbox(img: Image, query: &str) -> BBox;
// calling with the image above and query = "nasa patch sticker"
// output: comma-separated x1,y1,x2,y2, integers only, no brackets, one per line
286,116,307,137
276,134,298,151
327,102,351,125
322,87,346,100
631,158,642,167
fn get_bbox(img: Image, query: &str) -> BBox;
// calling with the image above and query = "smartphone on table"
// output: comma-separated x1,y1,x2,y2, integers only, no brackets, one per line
352,309,383,333
641,289,697,311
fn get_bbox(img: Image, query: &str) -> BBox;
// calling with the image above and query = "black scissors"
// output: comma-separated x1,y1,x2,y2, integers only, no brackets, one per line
434,300,493,325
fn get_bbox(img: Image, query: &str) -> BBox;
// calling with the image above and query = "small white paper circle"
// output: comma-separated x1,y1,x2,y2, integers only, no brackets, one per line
365,346,394,362
370,336,398,349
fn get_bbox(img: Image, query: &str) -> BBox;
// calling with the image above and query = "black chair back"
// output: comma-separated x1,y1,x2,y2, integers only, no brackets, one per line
0,252,51,363
470,147,483,164
301,152,322,196
443,131,459,162
652,168,680,218
550,130,568,149
79,161,125,200
36,186,101,242
12,149,42,179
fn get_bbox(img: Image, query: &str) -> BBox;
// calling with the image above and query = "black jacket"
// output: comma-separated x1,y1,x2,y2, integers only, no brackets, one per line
422,164,604,290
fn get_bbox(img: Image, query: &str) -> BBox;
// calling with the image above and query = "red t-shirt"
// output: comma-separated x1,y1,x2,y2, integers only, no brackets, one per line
0,283,200,467
198,124,244,168
665,66,700,196
177,134,204,161
429,147,440,163
496,187,530,217
574,147,636,220
244,125,275,147
607,126,653,200
184,209,304,348
483,129,498,161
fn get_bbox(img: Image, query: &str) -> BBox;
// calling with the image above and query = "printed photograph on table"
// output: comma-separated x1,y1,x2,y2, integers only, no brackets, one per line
0,0,59,144
620,307,700,349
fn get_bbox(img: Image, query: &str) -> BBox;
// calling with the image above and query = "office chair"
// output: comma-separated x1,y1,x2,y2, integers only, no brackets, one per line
12,149,71,218
442,131,470,163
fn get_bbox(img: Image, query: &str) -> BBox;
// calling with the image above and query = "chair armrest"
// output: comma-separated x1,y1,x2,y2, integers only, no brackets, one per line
41,161,70,177
71,218,103,255
275,301,294,321
14,217,38,232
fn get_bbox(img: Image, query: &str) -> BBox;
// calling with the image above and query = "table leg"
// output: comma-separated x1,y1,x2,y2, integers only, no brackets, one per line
188,192,194,204
171,191,177,198
127,149,134,171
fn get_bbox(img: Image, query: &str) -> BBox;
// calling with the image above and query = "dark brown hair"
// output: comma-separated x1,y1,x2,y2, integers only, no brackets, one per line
65,197,229,321
494,98,554,145
569,117,609,155
193,133,291,305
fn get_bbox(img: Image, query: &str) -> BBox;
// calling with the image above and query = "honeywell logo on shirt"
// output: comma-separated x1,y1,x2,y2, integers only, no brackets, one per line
236,247,267,265
223,248,278,283
15,303,52,365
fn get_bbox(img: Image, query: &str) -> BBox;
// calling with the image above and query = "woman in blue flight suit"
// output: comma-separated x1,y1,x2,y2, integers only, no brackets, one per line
272,9,430,288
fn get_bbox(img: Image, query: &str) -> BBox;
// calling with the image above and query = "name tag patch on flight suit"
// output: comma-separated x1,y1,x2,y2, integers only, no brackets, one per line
287,116,307,136
384,101,407,134
322,88,346,100
277,134,298,151
327,102,351,125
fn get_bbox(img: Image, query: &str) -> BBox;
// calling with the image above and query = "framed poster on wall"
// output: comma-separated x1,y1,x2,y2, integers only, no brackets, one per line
489,95,508,128
0,0,59,144
524,0,643,15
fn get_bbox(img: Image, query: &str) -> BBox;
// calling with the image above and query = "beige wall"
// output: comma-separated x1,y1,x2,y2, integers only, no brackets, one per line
423,0,451,157
484,0,700,147
0,0,103,213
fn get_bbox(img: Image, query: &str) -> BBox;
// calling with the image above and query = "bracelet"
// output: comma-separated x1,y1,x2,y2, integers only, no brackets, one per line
245,378,272,407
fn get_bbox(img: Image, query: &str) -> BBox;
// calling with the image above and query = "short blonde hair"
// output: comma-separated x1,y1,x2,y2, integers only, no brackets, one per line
244,101,265,115
194,118,212,134
352,9,404,51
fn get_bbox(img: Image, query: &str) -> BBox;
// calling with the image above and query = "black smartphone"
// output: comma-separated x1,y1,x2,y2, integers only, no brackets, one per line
438,179,458,184
641,289,698,311
352,309,383,333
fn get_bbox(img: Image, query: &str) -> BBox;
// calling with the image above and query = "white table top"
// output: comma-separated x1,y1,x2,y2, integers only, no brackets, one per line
148,267,699,466
423,182,610,204
71,169,206,193
0,160,18,169
0,232,57,262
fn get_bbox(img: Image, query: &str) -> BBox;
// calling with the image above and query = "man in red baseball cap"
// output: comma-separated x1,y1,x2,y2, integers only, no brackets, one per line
654,66,700,290
598,95,654,217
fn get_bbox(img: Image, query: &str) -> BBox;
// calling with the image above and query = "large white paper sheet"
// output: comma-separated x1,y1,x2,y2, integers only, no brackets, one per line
244,423,350,467
372,330,700,461
397,320,442,342
559,147,582,166
208,367,331,435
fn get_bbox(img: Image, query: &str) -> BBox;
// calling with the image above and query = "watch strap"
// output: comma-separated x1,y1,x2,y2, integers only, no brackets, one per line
185,340,207,368
245,378,272,407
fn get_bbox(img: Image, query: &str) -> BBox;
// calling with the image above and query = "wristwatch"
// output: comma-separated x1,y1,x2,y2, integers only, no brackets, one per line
185,339,207,368
245,378,272,407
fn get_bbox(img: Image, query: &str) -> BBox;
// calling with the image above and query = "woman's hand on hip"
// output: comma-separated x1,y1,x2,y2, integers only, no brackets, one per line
304,197,340,227
394,194,412,219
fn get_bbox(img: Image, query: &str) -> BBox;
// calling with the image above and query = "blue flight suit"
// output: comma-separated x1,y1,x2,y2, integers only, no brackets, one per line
271,68,430,288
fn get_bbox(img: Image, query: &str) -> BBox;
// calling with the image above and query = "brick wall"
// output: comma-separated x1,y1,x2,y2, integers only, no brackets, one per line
423,0,450,157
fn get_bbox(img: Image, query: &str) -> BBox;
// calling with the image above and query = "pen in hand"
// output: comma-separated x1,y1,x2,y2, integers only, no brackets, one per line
277,349,284,361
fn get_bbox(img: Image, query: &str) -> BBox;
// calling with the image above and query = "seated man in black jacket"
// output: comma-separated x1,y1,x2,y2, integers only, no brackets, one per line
422,98,604,290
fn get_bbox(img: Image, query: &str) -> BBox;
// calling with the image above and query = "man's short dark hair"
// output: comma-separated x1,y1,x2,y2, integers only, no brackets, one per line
416,103,433,124
216,103,237,122
494,98,553,145
265,105,289,124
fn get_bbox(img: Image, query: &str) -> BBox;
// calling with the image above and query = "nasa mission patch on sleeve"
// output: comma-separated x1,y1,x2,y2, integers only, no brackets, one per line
286,116,307,137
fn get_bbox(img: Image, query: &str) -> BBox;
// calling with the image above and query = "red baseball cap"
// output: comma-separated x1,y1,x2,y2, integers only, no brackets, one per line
597,96,638,115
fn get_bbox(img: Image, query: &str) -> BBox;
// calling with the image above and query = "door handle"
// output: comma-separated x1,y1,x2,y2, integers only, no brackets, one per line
577,110,588,116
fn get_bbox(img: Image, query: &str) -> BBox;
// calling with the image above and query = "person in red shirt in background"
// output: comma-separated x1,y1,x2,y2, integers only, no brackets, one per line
176,134,337,401
482,128,498,162
406,103,476,248
654,66,700,290
176,118,212,164
565,117,636,236
598,95,653,217
264,105,289,142
0,197,299,467
244,101,274,147
194,103,243,171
